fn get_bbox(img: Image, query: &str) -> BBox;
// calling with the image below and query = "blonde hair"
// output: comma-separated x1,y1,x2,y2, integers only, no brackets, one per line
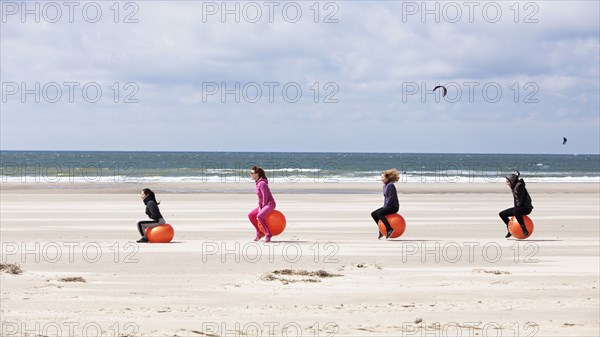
382,168,400,183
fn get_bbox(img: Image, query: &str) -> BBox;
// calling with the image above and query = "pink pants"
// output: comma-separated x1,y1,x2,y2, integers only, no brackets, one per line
248,205,275,235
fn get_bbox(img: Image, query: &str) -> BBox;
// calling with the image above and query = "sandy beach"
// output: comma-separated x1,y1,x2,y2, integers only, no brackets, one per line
1,181,598,336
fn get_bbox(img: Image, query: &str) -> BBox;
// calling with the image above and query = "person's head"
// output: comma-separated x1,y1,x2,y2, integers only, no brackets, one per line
505,171,520,188
381,168,400,184
141,188,160,204
250,166,267,182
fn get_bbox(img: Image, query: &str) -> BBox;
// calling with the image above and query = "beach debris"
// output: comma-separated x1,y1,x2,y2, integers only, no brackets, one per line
354,262,382,269
356,327,377,333
414,317,423,324
0,263,22,275
273,269,341,278
188,330,219,337
472,269,510,275
338,262,382,271
427,323,485,331
221,283,241,289
261,269,342,285
433,85,447,97
37,283,64,289
58,276,87,283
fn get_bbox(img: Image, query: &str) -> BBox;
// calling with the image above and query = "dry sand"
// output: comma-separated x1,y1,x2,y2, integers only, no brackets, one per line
1,182,599,336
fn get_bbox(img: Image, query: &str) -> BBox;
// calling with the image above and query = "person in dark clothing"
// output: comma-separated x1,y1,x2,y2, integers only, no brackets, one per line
371,168,400,239
499,171,533,238
136,188,166,243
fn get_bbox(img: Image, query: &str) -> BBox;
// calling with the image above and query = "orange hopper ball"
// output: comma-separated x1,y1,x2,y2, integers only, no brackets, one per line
258,210,287,236
146,224,175,243
378,213,406,239
508,215,534,239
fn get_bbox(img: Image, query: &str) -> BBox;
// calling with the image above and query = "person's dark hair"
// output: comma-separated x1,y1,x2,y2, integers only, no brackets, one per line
142,188,160,205
251,166,268,182
505,170,521,188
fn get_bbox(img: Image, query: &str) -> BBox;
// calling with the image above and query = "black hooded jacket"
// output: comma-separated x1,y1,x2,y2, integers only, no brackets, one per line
143,197,163,221
506,173,533,210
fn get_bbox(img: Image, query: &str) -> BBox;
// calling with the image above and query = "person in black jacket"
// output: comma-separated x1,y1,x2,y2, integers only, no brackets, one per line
499,171,533,238
136,188,166,243
371,168,400,239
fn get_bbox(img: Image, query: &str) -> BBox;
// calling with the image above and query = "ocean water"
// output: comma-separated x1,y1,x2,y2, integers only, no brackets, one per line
1,151,599,184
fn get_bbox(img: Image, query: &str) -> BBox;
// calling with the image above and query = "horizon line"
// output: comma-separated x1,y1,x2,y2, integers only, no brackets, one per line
1,149,597,156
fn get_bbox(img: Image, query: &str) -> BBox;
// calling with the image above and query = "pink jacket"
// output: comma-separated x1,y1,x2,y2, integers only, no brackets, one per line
255,178,276,209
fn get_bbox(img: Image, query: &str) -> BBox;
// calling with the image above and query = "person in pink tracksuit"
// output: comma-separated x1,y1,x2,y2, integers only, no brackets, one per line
248,165,277,242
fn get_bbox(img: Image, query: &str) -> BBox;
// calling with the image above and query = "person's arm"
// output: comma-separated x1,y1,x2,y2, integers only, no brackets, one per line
257,182,265,209
386,184,397,198
384,184,397,206
390,184,399,206
515,184,526,207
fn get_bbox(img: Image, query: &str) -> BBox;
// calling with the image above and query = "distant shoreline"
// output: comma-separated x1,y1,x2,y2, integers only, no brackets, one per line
2,150,598,155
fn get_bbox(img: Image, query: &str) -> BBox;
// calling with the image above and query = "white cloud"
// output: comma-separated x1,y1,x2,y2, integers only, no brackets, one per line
1,0,598,153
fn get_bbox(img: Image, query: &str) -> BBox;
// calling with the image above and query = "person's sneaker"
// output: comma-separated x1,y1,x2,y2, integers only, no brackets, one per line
262,227,272,240
505,232,512,238
254,233,265,241
264,234,272,243
386,228,395,239
136,237,149,243
378,232,384,240
522,229,530,236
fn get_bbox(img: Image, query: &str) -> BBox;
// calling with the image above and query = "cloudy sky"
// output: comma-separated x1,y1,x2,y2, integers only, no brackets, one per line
1,1,599,154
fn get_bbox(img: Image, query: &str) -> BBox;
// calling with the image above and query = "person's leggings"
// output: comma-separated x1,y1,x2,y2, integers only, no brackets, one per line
499,207,531,230
248,205,275,235
371,206,399,231
137,218,166,237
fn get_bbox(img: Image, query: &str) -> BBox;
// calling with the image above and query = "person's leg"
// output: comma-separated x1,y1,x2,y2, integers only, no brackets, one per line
513,206,531,235
136,220,157,242
137,221,146,237
371,208,385,239
371,208,382,224
374,206,397,238
141,222,161,232
499,208,514,226
499,207,515,237
501,206,533,238
137,220,157,236
257,205,274,241
376,207,396,229
248,207,263,240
